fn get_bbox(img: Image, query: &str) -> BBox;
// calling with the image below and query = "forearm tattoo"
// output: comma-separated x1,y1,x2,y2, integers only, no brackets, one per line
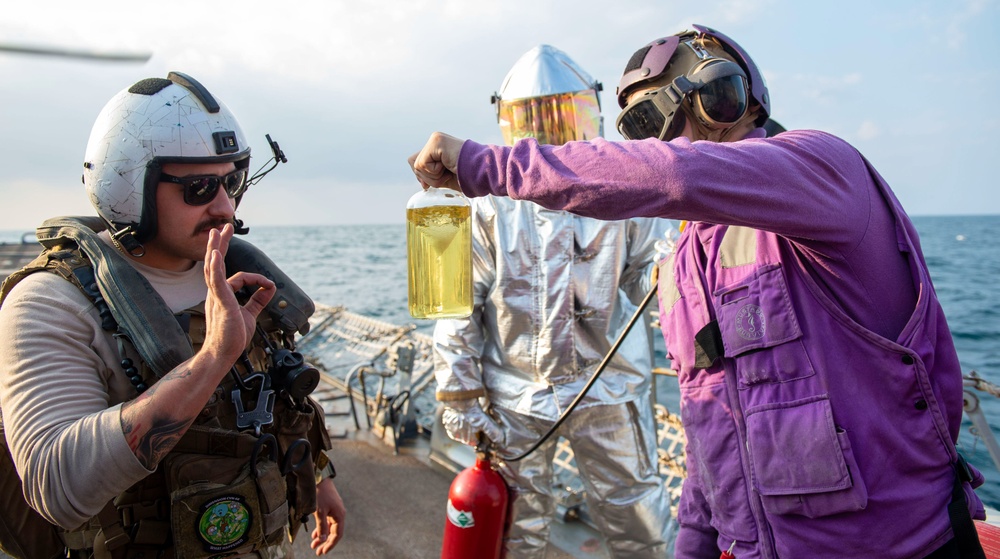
120,364,198,469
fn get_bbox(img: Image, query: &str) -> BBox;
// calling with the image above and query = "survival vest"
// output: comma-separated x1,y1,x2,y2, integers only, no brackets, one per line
655,215,984,557
0,216,332,559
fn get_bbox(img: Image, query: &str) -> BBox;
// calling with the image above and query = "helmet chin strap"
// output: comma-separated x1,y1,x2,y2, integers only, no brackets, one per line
110,225,146,257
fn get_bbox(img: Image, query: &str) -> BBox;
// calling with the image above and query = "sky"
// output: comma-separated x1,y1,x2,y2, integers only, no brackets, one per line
1,0,998,230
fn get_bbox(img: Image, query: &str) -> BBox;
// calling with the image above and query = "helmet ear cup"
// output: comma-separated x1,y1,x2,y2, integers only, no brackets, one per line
135,161,163,244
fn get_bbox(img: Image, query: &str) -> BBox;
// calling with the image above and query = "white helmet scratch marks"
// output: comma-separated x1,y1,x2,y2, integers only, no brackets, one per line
83,73,250,244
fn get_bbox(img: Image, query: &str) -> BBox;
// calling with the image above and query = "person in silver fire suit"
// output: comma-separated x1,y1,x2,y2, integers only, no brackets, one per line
432,45,676,558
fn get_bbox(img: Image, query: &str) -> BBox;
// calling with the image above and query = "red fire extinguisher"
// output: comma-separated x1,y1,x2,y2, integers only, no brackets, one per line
441,441,509,559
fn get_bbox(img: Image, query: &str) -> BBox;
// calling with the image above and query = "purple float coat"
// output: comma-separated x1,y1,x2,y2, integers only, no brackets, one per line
454,129,986,559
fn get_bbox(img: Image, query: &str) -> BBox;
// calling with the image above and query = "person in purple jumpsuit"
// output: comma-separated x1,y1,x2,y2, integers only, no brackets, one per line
408,25,988,559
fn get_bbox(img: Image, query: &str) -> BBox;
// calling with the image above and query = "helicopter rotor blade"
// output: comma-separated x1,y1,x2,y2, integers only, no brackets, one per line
0,43,151,62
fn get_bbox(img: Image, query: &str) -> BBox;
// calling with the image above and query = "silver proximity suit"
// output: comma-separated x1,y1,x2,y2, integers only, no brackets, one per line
434,194,676,558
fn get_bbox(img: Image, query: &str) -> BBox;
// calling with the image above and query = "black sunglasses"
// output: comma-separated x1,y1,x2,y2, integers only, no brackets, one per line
160,168,248,206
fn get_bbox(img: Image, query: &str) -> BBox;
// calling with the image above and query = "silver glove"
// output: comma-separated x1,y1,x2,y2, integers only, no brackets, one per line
441,399,505,447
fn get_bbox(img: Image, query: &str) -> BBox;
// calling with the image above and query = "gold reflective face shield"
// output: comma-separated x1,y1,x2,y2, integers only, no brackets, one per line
497,90,602,146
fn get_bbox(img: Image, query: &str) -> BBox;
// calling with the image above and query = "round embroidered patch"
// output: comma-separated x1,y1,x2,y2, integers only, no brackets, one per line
198,495,252,551
735,304,766,341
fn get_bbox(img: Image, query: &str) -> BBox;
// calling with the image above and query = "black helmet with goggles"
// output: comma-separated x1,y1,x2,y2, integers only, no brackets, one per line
615,25,770,141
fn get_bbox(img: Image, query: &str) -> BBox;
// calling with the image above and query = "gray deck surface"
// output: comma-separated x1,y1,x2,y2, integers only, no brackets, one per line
294,435,449,558
291,433,582,558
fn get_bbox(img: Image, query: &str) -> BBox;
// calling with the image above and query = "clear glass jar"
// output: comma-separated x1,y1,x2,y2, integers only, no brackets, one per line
406,187,472,318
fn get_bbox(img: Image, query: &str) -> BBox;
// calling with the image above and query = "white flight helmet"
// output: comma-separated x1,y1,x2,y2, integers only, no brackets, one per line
83,72,250,251
491,45,603,146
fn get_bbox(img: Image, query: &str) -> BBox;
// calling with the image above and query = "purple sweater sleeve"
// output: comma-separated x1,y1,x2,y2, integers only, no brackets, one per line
457,129,875,255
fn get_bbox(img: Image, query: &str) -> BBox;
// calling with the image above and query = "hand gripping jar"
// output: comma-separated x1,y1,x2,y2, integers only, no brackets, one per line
406,187,473,319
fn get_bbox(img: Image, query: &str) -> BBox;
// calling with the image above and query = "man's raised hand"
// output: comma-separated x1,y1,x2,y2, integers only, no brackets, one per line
202,224,276,364
407,132,465,192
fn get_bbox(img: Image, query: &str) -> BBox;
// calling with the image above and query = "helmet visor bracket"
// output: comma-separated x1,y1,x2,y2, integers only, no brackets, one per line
497,90,602,146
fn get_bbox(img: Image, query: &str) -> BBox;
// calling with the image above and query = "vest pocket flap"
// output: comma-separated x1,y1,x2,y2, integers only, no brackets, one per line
745,396,868,518
715,263,802,357
747,396,849,494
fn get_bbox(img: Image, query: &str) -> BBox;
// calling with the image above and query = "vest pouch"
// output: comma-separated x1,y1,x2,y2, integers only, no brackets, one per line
744,395,869,519
275,402,318,534
166,451,287,558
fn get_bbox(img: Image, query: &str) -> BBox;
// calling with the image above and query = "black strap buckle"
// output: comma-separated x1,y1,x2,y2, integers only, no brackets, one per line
955,453,974,483
693,320,723,369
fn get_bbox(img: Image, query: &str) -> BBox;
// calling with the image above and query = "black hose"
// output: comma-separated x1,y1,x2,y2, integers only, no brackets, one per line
500,282,659,462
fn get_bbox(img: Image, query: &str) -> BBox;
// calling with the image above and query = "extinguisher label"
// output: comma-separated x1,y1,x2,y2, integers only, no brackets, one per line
446,499,476,528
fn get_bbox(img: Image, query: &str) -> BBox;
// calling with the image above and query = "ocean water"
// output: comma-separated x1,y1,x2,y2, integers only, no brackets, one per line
2,215,997,508
912,215,1000,509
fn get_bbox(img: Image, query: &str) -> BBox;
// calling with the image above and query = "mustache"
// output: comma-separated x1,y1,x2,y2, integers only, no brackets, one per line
194,218,233,235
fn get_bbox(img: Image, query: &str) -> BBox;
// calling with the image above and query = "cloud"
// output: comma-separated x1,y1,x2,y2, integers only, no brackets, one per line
786,72,864,105
945,0,990,50
857,120,880,140
711,0,778,25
